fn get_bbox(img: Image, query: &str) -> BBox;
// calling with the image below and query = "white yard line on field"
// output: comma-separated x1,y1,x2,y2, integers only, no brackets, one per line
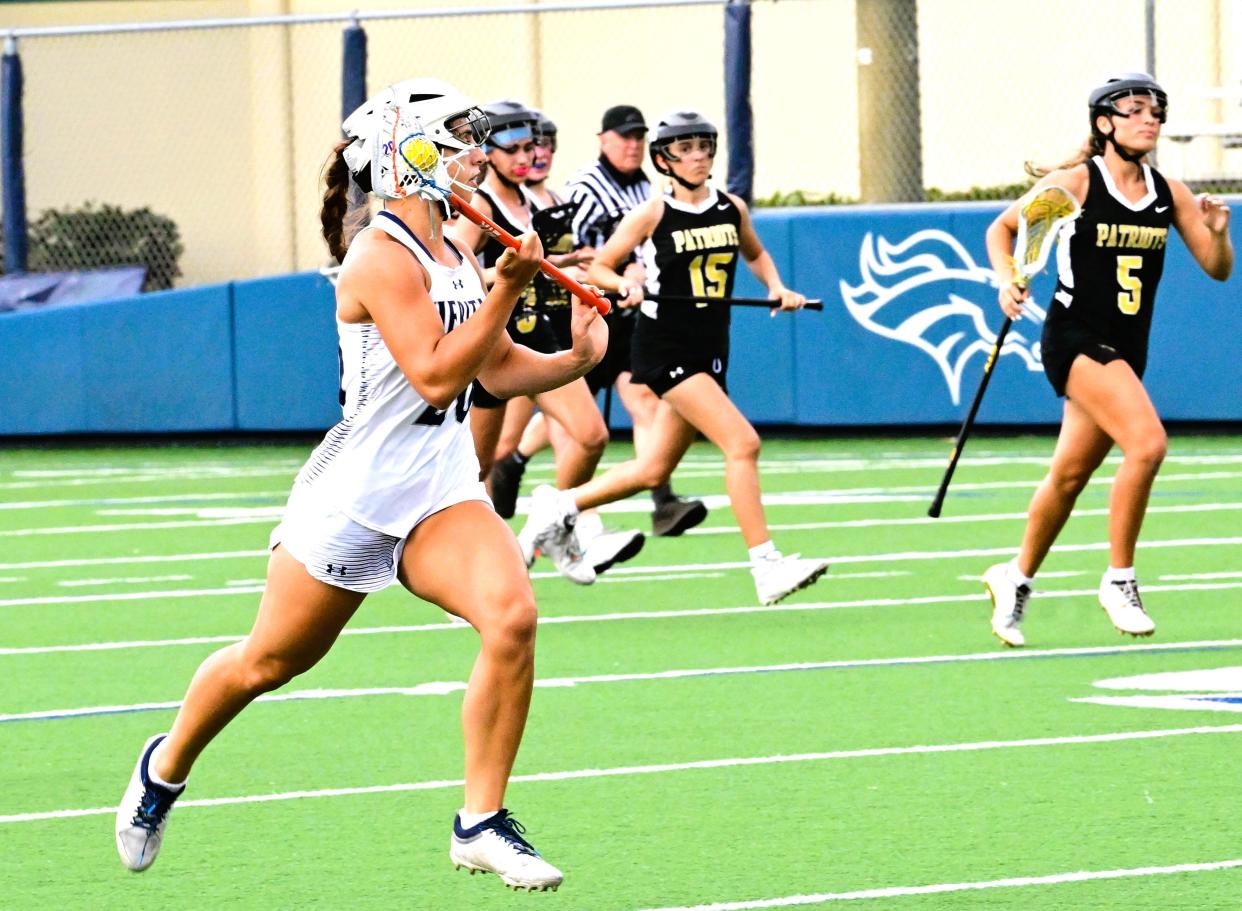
0,490,286,511
598,572,726,584
0,466,300,491
635,859,1242,910
7,638,1242,718
1,538,1239,608
686,501,1242,535
0,550,268,571
4,722,1242,825
57,575,192,588
2,471,1240,538
1159,571,1242,581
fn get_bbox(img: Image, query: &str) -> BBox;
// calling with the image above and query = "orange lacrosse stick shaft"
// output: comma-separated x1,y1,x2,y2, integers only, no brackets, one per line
449,192,610,316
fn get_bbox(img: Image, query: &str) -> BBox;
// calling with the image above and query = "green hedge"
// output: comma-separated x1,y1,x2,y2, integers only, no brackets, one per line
1,203,183,291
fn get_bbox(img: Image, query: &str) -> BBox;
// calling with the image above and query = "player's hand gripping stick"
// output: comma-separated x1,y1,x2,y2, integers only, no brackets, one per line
449,193,610,316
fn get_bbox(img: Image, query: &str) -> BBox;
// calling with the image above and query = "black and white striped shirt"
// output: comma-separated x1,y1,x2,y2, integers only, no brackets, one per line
565,155,652,249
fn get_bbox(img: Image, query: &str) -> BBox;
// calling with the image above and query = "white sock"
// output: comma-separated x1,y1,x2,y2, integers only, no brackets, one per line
749,541,779,563
147,741,186,791
1104,565,1136,583
557,488,581,520
458,808,500,829
1006,559,1034,588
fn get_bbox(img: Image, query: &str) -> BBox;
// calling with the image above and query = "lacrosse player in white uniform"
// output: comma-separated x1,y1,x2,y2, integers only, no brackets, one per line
114,78,607,892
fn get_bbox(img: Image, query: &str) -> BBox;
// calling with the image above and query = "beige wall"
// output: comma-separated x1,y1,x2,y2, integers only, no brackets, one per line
3,0,1238,286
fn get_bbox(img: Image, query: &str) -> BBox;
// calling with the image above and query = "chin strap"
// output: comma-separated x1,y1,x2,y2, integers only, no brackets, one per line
1098,118,1147,165
495,170,525,194
668,170,706,191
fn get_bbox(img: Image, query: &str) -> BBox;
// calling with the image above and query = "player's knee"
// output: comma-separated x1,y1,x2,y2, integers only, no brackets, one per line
1049,463,1094,497
481,590,538,654
635,459,674,490
238,651,306,694
1125,428,1167,470
575,420,609,458
726,428,762,464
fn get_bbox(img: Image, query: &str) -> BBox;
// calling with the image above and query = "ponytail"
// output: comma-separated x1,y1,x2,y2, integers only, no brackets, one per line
320,140,354,263
1025,133,1106,178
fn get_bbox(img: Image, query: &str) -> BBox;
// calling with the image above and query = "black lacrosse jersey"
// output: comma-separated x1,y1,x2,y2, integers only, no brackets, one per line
473,187,537,312
530,199,577,310
642,189,743,354
1047,156,1174,362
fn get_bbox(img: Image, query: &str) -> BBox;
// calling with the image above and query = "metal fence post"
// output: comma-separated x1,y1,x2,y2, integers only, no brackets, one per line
2,35,29,273
856,0,923,202
340,19,368,256
724,0,754,203
341,18,367,121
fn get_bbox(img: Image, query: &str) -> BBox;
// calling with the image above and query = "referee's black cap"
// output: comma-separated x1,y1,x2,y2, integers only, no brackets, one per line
600,105,647,136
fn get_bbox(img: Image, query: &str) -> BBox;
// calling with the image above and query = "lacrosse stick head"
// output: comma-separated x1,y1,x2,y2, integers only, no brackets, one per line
1011,185,1082,289
342,79,490,201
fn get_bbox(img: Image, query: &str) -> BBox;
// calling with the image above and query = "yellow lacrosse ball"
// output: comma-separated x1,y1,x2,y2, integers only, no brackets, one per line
400,135,440,174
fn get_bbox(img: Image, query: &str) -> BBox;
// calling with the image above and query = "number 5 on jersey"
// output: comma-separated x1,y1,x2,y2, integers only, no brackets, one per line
1117,255,1143,315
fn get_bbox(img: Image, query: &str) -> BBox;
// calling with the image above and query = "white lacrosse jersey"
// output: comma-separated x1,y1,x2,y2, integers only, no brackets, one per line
290,210,487,537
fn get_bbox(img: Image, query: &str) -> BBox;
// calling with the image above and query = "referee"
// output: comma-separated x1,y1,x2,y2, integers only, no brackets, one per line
564,104,707,537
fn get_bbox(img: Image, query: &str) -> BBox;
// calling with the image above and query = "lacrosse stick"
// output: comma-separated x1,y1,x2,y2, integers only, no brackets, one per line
927,184,1081,518
384,128,609,316
449,191,609,315
636,293,823,310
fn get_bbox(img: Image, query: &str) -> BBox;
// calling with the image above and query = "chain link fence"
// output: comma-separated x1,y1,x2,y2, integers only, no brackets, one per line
2,0,1239,288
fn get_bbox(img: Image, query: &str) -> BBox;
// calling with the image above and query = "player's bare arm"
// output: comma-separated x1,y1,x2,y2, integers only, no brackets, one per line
987,166,1088,318
348,230,539,409
1168,177,1233,280
586,198,663,306
731,192,805,311
475,291,608,398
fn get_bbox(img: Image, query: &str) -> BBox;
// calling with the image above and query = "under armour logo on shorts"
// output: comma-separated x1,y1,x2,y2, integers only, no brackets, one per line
669,366,685,378
325,564,348,577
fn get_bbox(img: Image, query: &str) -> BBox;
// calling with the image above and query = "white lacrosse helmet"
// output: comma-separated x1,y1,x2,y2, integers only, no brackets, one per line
342,78,490,200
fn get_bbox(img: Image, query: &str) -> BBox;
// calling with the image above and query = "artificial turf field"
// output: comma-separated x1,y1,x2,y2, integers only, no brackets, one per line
1,433,1240,910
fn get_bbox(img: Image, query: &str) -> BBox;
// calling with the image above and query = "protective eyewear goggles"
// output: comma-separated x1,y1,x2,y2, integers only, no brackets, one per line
1103,91,1167,124
657,135,717,160
442,107,492,148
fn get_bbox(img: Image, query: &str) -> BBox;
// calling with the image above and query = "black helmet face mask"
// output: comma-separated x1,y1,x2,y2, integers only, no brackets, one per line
656,135,718,163
1099,89,1167,124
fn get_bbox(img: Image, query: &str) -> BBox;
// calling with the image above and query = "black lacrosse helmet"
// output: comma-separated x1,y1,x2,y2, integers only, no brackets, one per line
648,111,719,173
532,110,558,143
1089,72,1168,124
481,99,538,150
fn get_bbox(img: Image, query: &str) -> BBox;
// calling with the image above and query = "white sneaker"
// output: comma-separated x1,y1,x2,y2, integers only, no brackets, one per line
1099,577,1156,636
115,734,185,872
516,485,594,585
751,554,829,605
583,528,645,574
983,562,1030,647
450,810,564,892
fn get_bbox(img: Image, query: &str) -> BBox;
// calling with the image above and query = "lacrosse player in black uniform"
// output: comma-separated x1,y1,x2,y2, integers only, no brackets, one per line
457,101,641,582
517,111,829,606
982,74,1233,647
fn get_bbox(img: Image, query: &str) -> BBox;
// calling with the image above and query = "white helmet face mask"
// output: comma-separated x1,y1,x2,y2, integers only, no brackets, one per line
342,79,490,201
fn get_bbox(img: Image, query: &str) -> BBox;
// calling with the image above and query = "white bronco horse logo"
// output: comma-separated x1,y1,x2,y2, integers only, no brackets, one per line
1074,667,1242,714
839,229,1046,405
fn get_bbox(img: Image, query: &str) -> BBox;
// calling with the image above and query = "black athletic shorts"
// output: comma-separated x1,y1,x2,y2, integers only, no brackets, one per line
544,306,573,352
1040,318,1147,398
631,331,729,397
585,307,636,394
473,309,562,409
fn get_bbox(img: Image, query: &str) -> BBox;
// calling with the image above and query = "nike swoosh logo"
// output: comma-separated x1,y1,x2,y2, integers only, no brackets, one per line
716,203,729,211
1155,205,1169,212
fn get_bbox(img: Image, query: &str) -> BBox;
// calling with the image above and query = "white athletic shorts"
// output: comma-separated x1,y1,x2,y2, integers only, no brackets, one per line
269,480,490,594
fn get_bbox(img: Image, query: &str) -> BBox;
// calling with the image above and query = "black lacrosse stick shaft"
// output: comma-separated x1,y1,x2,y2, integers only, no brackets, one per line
927,317,1014,518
